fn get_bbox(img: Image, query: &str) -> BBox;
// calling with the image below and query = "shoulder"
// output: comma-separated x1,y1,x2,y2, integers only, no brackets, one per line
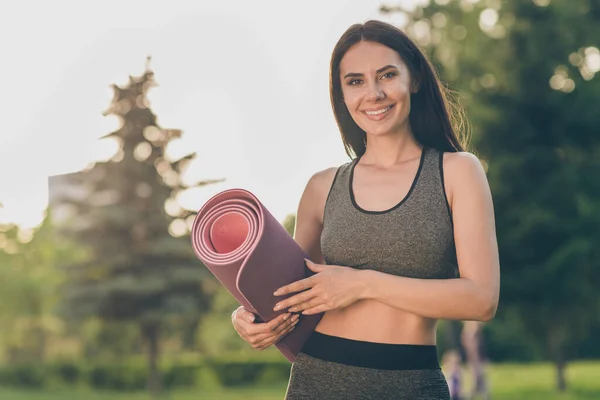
443,151,485,177
299,162,349,224
304,166,341,200
442,151,491,201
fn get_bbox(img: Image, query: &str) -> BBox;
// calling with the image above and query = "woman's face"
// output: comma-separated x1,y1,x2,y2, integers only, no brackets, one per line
339,40,415,137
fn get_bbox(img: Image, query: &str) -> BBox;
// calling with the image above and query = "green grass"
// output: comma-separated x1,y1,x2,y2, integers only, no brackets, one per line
481,361,600,400
1,361,599,400
0,386,287,400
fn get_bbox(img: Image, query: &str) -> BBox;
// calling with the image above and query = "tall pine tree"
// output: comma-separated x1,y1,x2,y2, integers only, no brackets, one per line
57,58,219,395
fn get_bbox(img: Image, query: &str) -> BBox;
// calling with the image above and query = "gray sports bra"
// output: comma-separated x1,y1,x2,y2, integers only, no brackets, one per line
320,147,459,279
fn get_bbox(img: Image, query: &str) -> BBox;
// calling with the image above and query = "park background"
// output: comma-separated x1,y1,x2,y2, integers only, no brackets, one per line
1,0,599,399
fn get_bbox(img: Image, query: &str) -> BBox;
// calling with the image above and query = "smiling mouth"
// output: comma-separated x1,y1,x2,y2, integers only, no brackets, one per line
362,104,395,118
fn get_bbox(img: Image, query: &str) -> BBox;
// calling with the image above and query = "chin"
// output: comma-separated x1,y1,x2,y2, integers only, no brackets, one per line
361,121,400,137
356,110,408,137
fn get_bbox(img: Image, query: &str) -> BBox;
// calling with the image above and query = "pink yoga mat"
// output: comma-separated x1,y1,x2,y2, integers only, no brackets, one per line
190,188,322,362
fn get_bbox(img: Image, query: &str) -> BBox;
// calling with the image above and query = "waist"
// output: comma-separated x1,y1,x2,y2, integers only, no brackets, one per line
300,331,441,370
315,300,438,344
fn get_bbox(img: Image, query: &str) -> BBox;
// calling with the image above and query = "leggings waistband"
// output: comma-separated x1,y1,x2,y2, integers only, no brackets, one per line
300,331,441,370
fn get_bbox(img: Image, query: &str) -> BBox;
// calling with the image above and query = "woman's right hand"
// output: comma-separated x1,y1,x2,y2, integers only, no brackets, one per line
231,306,300,350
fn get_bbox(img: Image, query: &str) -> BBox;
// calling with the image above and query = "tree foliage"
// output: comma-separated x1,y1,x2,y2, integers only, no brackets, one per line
382,0,600,391
57,59,218,394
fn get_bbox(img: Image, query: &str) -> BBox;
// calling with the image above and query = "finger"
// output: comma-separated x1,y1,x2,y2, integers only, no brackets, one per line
250,314,299,345
245,312,291,336
264,312,293,331
263,313,297,337
255,318,299,350
250,330,280,346
236,307,256,323
273,275,317,296
289,298,324,313
304,259,329,273
232,309,256,335
301,304,330,315
232,308,247,333
231,307,247,325
271,319,300,343
271,313,299,334
274,290,317,311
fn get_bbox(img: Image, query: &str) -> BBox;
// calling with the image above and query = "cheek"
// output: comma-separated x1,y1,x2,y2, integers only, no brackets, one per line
341,90,361,113
391,80,412,100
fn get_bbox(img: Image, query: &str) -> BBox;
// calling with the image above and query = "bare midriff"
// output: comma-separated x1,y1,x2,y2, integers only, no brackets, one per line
314,299,437,345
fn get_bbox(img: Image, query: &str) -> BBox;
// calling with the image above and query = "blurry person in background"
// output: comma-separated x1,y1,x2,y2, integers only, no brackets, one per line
461,321,490,400
442,349,463,400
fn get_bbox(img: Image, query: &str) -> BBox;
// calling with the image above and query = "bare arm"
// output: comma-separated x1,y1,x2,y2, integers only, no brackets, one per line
360,152,500,321
293,167,337,262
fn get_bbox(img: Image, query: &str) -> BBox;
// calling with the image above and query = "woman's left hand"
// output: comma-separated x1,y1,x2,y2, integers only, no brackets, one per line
272,259,367,315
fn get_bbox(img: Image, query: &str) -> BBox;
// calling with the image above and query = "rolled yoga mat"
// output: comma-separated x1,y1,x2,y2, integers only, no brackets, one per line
190,188,323,362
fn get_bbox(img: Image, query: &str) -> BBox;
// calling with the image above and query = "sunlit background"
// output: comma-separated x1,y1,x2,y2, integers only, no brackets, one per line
0,0,418,231
1,1,600,399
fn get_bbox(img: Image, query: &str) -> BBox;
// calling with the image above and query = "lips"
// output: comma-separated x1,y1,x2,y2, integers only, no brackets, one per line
361,104,395,120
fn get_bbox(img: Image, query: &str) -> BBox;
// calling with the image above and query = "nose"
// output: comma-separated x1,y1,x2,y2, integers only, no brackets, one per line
366,81,385,102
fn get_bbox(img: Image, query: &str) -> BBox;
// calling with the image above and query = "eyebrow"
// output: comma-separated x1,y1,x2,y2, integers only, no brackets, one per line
343,65,398,79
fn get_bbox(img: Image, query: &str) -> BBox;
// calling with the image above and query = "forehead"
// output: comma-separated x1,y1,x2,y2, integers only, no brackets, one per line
340,40,406,74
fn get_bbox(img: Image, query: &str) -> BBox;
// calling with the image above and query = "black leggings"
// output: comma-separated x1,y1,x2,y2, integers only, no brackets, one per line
285,331,450,400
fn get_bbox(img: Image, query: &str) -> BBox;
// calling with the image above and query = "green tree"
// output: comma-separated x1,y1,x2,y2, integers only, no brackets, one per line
58,58,220,395
282,214,296,237
0,213,82,363
382,0,600,391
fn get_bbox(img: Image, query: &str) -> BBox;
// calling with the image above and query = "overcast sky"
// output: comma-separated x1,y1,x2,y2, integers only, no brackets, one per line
0,0,419,228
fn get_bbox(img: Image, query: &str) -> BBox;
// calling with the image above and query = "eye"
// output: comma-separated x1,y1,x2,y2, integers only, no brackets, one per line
380,71,396,80
348,79,363,86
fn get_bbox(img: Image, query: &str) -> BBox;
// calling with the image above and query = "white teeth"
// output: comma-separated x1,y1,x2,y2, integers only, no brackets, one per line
365,106,391,115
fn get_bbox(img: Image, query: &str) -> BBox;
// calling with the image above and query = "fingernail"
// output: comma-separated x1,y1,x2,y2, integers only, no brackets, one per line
247,316,254,322
291,314,300,321
283,313,290,320
273,303,282,311
273,289,282,296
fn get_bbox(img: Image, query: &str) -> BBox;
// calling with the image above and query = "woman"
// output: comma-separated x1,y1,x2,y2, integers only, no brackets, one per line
231,20,500,399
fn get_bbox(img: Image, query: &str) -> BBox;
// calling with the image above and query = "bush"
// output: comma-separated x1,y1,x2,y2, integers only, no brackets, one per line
162,364,200,388
0,357,292,390
256,363,292,385
87,363,147,391
54,362,80,385
207,358,291,387
0,363,46,388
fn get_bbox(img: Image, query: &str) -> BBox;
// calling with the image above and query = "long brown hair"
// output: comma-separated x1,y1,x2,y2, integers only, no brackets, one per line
330,20,469,158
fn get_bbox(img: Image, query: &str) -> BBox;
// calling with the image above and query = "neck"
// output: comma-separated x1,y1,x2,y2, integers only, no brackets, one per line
361,127,422,169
